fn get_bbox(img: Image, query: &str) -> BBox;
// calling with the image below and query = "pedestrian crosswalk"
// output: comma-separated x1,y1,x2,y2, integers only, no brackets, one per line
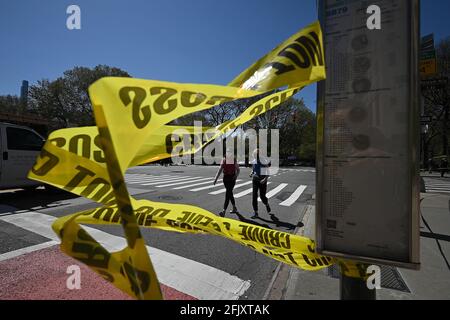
157,177,212,188
173,179,218,190
125,174,309,207
279,185,307,206
0,207,250,300
209,181,252,195
258,183,287,202
424,177,450,194
280,168,315,173
235,182,272,198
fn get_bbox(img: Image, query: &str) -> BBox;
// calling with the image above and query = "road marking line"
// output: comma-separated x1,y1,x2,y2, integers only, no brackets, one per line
234,182,272,198
425,184,450,188
0,241,59,262
0,211,250,300
0,211,58,240
279,185,307,207
425,186,450,189
124,174,161,179
126,178,176,184
124,174,152,177
189,184,224,192
126,175,184,183
234,188,253,198
173,179,223,190
156,177,212,188
141,176,196,186
209,181,253,195
425,182,450,184
125,174,174,180
258,183,288,202
16,209,29,213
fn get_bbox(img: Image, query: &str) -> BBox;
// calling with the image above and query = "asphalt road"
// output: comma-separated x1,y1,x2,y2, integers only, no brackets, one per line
0,165,315,300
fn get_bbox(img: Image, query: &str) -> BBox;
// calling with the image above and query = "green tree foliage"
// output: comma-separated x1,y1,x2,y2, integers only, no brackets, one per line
275,98,316,162
237,96,316,163
422,37,450,166
0,94,22,114
171,94,317,164
28,65,130,128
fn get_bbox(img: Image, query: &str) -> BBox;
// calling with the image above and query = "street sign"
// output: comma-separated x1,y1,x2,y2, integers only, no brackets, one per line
420,59,437,77
420,49,437,77
421,34,434,51
420,49,435,61
317,0,420,269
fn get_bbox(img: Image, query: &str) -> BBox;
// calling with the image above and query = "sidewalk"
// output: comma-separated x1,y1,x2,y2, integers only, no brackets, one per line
267,193,450,300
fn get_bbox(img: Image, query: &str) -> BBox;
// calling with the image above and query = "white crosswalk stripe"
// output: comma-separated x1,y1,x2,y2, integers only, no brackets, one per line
130,177,187,184
125,173,310,207
125,175,181,183
209,181,253,195
235,183,272,198
190,184,224,192
280,168,315,173
125,174,180,179
424,178,450,193
279,185,307,206
258,183,288,201
126,174,188,180
125,174,172,178
141,176,197,186
173,179,242,190
156,177,212,188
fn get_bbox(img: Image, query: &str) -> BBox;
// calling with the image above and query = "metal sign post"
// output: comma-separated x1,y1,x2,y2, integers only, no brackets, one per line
340,272,376,300
316,0,421,299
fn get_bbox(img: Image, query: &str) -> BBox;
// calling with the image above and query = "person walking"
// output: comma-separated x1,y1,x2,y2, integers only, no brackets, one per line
214,151,239,217
250,148,271,219
428,157,434,174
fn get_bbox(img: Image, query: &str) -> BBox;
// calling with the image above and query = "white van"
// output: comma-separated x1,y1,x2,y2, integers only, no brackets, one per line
0,122,45,190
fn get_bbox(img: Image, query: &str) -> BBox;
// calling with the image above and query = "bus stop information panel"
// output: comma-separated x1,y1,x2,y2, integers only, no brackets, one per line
316,0,420,269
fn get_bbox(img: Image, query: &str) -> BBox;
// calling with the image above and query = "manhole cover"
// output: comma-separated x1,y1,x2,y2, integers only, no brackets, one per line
327,265,411,293
158,195,182,201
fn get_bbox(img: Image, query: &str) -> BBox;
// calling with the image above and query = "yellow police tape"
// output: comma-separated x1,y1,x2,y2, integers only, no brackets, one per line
28,21,367,300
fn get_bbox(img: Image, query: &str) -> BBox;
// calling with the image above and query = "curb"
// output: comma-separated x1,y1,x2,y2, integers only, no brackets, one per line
263,204,315,300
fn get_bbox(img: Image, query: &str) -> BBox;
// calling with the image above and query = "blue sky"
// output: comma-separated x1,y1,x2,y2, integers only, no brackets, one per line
1,0,449,112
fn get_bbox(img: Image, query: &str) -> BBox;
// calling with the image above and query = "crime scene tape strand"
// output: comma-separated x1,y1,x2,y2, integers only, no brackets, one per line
28,21,365,300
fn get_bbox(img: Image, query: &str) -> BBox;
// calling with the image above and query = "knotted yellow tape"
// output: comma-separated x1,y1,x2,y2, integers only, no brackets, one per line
28,21,365,300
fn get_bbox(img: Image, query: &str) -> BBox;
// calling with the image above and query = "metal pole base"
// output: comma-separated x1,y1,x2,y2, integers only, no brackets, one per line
340,273,376,300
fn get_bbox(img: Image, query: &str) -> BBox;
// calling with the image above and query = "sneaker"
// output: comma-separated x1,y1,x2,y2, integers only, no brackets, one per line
251,212,259,219
219,211,225,217
266,204,271,214
230,207,238,214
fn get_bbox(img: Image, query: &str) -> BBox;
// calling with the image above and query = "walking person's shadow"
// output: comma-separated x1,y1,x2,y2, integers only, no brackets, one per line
259,213,303,230
233,211,302,231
